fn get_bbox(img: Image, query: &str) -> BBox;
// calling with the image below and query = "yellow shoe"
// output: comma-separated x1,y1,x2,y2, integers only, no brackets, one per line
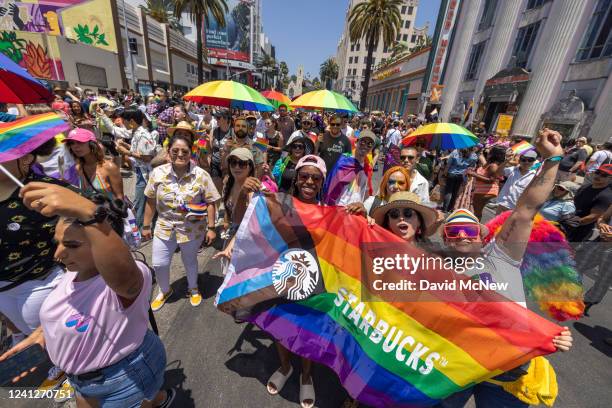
189,288,202,307
151,289,173,312
39,366,65,391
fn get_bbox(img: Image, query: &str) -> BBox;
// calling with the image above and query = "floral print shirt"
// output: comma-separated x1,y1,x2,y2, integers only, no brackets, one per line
144,163,220,243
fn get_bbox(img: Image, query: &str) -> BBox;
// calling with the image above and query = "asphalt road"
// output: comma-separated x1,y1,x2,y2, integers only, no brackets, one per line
1,169,611,408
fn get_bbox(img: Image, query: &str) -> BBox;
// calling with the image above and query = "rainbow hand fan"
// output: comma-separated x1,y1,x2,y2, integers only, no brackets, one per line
253,137,269,152
484,211,584,321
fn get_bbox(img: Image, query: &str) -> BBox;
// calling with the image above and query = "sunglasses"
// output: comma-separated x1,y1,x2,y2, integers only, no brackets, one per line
170,148,191,157
302,120,313,125
400,155,416,161
292,143,305,150
229,159,250,168
443,224,480,239
330,123,341,127
298,172,322,183
520,157,536,163
388,208,415,220
358,139,374,147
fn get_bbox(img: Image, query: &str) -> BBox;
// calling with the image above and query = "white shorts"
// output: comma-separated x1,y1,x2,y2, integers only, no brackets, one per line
0,266,63,334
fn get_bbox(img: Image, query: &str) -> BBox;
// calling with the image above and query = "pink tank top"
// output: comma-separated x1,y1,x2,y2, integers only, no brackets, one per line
473,165,499,196
39,262,152,375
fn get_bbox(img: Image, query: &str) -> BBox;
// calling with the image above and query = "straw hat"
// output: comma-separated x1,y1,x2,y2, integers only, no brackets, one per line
372,191,438,232
168,121,196,137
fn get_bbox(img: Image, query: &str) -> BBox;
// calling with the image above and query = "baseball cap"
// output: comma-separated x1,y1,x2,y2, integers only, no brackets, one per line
295,155,327,178
227,147,254,164
63,128,96,143
215,110,232,120
597,164,612,175
358,129,378,144
521,150,538,159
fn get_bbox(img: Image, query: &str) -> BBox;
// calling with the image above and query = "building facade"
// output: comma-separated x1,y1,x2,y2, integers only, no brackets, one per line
438,0,611,143
335,0,428,105
366,47,430,116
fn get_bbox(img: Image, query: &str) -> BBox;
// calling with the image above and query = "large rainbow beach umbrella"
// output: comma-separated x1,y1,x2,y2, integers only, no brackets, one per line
184,80,274,111
260,89,292,110
402,123,479,150
290,89,358,113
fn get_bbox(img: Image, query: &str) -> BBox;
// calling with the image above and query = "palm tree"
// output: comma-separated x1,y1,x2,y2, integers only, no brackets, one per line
319,58,339,90
174,0,228,84
278,61,289,91
141,0,181,31
390,41,409,60
256,53,277,89
348,0,402,110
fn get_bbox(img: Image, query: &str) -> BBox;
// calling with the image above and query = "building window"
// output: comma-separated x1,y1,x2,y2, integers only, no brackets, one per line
408,6,414,14
411,34,416,42
396,33,401,41
401,5,407,13
362,68,366,76
479,0,497,30
356,42,360,51
351,44,355,51
526,0,549,10
512,21,541,68
354,56,359,64
576,0,612,61
403,34,408,42
405,20,411,29
465,41,487,80
349,56,353,64
353,68,357,75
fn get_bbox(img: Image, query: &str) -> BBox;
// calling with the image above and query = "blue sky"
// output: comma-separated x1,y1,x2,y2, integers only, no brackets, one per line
261,0,442,79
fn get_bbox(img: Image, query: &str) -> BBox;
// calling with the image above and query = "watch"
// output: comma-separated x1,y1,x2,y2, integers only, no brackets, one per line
78,206,109,226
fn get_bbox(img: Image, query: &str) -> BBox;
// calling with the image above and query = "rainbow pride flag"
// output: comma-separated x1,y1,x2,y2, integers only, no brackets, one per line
216,194,562,407
0,113,70,163
253,137,269,152
511,140,535,155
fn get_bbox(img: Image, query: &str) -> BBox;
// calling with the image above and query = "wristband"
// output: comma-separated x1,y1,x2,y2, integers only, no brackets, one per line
207,226,216,231
142,225,151,230
545,155,563,163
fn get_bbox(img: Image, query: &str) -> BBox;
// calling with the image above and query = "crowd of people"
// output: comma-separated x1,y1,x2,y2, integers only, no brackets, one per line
0,84,610,408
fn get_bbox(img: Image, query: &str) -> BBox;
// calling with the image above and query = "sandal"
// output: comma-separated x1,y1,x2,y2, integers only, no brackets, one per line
299,375,315,408
266,366,293,395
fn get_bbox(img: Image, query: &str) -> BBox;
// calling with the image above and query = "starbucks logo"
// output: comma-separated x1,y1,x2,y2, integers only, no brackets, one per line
272,249,319,301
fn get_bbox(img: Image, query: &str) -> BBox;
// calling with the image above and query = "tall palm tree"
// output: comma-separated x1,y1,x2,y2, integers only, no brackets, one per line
256,53,277,89
319,58,339,90
141,0,181,31
348,0,402,110
278,61,289,91
174,0,228,84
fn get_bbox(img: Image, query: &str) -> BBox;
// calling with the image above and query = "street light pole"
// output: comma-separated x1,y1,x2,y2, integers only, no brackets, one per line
120,0,137,90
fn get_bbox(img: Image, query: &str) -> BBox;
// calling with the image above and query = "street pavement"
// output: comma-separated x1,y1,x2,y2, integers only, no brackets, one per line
1,169,611,408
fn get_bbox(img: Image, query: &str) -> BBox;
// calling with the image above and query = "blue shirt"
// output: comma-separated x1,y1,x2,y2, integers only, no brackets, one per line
447,150,477,176
540,199,575,222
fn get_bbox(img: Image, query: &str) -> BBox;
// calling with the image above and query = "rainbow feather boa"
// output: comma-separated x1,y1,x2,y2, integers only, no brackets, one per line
483,211,584,321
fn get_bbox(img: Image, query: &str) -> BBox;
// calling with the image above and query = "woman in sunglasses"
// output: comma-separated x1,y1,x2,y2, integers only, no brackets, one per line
143,133,220,311
64,128,124,201
371,191,438,243
271,134,313,193
436,129,574,408
267,154,327,408
263,117,283,167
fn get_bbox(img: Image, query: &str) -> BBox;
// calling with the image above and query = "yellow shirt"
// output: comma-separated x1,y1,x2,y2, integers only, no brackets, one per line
144,163,220,243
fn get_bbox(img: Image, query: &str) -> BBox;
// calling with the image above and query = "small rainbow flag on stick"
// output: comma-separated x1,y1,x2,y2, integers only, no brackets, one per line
0,113,70,163
253,137,269,152
511,140,535,155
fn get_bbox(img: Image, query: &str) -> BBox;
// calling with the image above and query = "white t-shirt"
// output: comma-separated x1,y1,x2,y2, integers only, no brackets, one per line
587,150,612,173
342,125,354,139
496,166,536,210
385,128,402,147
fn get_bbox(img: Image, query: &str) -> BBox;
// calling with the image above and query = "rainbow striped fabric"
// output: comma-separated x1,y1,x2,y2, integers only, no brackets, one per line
511,140,535,155
0,113,70,163
216,194,562,407
253,137,269,152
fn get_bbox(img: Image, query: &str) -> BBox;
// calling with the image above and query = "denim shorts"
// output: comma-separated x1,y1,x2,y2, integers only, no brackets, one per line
68,331,166,407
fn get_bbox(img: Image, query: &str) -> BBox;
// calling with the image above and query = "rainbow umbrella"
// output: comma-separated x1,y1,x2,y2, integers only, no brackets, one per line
184,80,274,111
260,89,292,110
0,53,52,104
401,123,479,150
290,89,358,113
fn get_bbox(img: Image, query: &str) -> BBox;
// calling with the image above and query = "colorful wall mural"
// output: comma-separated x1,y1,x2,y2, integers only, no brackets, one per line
0,30,64,80
0,0,117,52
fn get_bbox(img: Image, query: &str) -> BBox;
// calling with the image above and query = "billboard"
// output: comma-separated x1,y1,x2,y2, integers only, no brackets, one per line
205,0,251,62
